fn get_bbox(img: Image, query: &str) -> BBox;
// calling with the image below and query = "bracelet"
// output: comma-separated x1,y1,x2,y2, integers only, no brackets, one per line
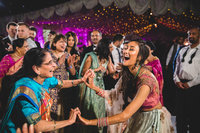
54,120,56,130
72,80,74,86
96,89,105,98
97,117,109,127
67,65,73,69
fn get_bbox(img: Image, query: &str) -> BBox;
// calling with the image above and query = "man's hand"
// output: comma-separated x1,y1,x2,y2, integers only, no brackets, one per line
182,82,189,89
175,82,185,89
5,43,13,51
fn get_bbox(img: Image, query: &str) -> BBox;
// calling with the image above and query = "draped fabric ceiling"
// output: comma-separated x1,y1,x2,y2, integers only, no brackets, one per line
0,0,199,45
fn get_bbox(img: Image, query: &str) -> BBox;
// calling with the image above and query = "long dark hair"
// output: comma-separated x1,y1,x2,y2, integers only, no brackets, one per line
121,40,149,108
1,48,48,110
95,38,111,61
65,31,78,55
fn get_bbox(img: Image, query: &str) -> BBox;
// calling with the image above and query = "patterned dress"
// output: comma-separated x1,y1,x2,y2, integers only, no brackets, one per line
49,51,69,120
105,73,174,133
79,52,108,133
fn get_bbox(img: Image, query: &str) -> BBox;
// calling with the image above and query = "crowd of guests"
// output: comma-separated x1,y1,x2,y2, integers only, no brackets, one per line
0,21,199,133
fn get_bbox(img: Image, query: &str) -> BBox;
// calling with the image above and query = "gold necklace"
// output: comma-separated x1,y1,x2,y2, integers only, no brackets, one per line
14,52,22,59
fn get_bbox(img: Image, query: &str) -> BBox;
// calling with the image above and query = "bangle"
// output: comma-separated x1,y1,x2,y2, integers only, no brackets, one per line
54,120,56,130
67,65,73,69
72,80,74,86
97,117,109,127
96,89,105,98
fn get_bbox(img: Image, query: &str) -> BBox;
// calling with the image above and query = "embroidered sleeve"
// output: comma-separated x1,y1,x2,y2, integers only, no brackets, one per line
137,74,157,92
19,100,41,125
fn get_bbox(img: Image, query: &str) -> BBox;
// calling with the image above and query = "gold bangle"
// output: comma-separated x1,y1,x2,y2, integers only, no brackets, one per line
54,120,56,130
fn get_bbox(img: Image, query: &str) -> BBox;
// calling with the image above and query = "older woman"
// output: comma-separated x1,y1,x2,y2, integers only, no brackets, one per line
0,38,28,86
0,38,28,119
78,40,164,133
0,48,92,132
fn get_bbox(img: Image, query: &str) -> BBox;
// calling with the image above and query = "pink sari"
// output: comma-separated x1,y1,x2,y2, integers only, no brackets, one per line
146,58,164,105
0,54,23,78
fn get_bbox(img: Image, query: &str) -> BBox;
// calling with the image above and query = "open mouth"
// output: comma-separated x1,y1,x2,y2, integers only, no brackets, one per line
124,56,130,61
61,46,65,49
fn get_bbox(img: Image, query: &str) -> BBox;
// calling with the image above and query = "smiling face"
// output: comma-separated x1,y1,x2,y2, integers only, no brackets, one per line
91,31,102,44
53,38,67,52
123,41,139,67
67,36,75,47
7,25,17,38
17,25,29,39
188,28,200,44
36,52,56,78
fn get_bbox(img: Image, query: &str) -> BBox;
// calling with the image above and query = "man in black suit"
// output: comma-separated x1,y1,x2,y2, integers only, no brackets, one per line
0,22,17,60
80,30,102,62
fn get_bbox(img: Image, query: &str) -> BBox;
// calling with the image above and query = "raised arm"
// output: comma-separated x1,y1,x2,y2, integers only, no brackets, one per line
81,56,92,76
78,84,151,126
67,55,76,76
107,56,116,74
62,69,92,88
34,108,80,132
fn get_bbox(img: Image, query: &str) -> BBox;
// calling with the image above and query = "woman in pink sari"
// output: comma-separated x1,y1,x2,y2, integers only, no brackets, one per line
0,38,28,79
145,41,164,105
0,38,28,119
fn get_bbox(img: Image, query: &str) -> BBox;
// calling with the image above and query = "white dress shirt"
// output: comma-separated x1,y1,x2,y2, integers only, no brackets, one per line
93,44,97,51
166,43,181,66
111,44,122,67
27,38,37,49
8,35,16,44
173,44,200,87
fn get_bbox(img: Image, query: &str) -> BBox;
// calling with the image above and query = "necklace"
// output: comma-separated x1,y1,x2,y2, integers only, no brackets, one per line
134,66,141,79
13,53,22,60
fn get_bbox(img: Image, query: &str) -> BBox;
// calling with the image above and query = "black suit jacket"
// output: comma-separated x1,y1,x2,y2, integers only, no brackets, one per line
2,36,11,48
0,37,11,60
35,41,41,48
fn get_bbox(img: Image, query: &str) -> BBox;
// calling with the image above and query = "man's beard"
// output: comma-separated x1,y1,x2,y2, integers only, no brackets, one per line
189,37,197,44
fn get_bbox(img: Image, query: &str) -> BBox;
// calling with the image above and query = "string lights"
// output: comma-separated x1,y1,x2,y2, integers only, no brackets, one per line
29,4,200,39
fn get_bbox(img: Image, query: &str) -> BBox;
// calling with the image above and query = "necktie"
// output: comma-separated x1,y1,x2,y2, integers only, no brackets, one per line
116,48,121,63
